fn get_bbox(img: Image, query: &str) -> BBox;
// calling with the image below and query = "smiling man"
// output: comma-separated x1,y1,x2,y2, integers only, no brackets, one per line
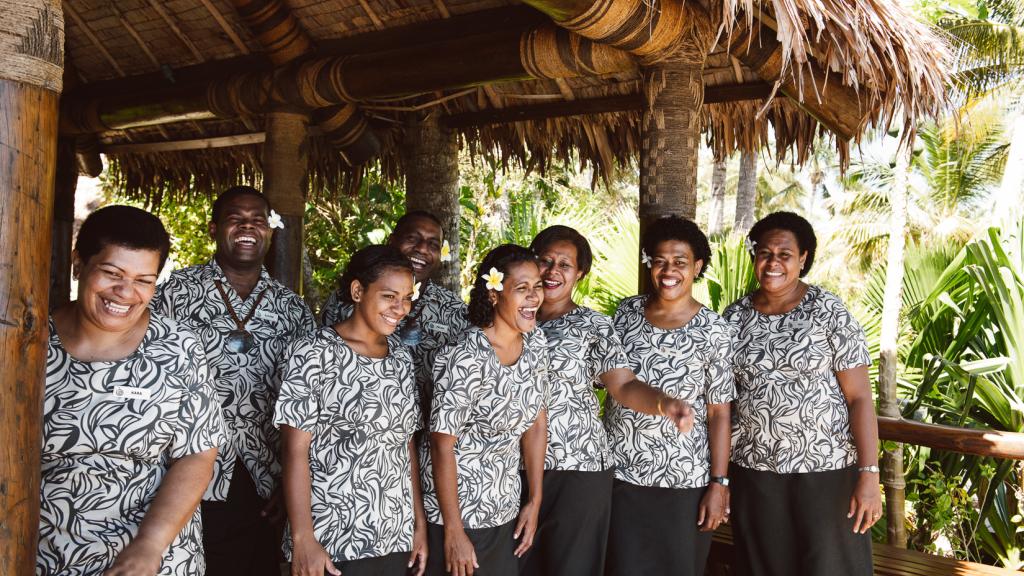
320,210,469,414
151,185,316,576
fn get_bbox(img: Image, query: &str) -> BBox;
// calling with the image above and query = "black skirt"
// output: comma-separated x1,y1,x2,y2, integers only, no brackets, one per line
729,463,873,576
426,520,517,576
518,468,614,576
604,479,712,576
333,551,410,576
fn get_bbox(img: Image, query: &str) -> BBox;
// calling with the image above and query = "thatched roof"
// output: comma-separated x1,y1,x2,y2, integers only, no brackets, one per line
61,0,949,199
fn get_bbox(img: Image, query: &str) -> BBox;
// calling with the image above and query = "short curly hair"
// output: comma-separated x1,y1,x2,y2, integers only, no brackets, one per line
337,245,414,305
747,211,817,277
641,216,712,280
211,185,271,223
76,205,171,270
467,244,538,328
529,225,594,277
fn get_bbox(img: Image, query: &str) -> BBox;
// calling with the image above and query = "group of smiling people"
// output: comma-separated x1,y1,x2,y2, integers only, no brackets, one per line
40,184,882,576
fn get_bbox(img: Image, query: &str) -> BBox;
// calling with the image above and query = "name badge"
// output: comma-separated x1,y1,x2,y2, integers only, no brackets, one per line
657,346,688,359
424,322,449,334
113,386,152,401
788,319,813,332
542,329,563,341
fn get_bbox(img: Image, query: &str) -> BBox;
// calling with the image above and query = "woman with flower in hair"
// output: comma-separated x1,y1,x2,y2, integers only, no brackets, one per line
724,211,879,576
421,244,549,576
519,225,695,576
605,216,735,576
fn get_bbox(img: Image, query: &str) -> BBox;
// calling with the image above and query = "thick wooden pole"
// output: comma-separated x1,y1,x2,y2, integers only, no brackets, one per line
879,148,909,547
262,108,308,292
404,113,461,292
0,1,64,572
734,149,757,231
49,137,77,311
708,155,728,235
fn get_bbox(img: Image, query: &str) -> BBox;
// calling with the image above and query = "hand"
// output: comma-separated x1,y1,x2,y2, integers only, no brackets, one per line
697,483,729,532
444,526,478,576
103,539,163,576
261,486,285,524
514,499,541,557
663,397,694,434
849,471,883,534
408,522,428,576
291,534,340,576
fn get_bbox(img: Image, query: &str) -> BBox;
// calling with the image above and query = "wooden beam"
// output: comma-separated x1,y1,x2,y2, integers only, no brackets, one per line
146,0,205,63
101,132,266,154
878,417,1024,461
228,0,312,65
111,3,161,69
262,110,307,292
64,3,125,76
198,0,251,54
443,83,772,128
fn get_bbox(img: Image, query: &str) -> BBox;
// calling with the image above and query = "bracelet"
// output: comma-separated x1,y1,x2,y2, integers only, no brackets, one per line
657,395,665,417
858,465,880,474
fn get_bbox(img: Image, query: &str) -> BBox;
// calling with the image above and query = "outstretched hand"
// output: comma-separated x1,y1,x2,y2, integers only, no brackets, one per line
663,397,695,434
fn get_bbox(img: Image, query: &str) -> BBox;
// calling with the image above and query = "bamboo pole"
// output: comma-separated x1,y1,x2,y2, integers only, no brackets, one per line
0,1,64,572
403,113,461,292
262,108,308,292
879,148,909,547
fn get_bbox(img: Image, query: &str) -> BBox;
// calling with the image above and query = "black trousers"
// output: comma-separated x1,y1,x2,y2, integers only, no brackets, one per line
730,464,873,576
201,459,282,576
333,551,410,576
425,520,517,576
518,469,614,576
604,480,712,576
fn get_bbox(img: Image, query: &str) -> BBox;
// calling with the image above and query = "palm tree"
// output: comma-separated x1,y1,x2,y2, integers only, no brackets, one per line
938,0,1024,103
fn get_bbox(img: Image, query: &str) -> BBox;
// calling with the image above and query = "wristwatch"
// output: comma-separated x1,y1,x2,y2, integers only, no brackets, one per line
858,465,881,474
709,476,730,487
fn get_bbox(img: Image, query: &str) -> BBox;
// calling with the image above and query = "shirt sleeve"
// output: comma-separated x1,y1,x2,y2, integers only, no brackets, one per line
704,322,737,405
589,313,630,380
825,295,872,373
169,331,226,459
273,336,323,434
430,344,483,437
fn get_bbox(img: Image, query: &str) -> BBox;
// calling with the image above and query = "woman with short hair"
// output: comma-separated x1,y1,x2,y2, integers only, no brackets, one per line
39,205,224,576
724,211,880,576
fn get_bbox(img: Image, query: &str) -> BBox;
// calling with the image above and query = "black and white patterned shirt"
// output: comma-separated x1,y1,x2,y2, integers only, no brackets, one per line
723,285,871,474
421,327,548,529
274,328,420,562
38,315,225,576
538,307,628,471
152,260,316,501
607,297,736,489
321,281,469,411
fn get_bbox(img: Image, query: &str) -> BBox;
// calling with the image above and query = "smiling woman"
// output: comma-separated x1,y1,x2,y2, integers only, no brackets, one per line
40,206,224,576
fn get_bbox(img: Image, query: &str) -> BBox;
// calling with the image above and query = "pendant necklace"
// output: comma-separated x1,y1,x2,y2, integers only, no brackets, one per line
215,280,267,354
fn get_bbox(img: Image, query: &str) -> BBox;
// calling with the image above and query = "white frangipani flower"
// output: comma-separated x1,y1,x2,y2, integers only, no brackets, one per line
267,210,285,230
744,236,757,256
641,248,652,269
481,267,504,291
440,240,452,262
412,281,422,301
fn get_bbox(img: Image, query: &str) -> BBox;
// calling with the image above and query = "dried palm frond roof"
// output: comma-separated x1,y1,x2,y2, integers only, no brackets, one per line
61,0,950,200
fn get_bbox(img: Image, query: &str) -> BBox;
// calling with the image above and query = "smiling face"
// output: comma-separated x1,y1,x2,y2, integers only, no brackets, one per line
491,261,544,334
537,240,583,306
649,239,703,302
351,267,415,337
210,193,272,268
390,216,443,282
74,244,161,334
752,228,807,294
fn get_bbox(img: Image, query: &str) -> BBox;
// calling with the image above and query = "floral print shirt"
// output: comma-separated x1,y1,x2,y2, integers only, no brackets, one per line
607,297,736,489
320,281,469,418
723,285,871,473
274,328,420,562
38,314,225,576
538,306,628,471
152,260,316,501
421,327,548,529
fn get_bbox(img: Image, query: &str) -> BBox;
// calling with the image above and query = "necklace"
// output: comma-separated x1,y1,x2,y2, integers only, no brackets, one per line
214,280,267,354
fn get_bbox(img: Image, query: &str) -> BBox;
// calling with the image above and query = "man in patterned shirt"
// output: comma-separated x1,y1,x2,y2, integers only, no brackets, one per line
152,186,316,576
320,210,469,414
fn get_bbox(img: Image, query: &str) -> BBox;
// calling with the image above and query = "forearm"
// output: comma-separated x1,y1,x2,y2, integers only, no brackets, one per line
707,404,731,477
603,369,668,417
281,426,317,540
430,433,465,532
848,395,880,467
135,448,216,554
409,438,428,527
520,410,547,504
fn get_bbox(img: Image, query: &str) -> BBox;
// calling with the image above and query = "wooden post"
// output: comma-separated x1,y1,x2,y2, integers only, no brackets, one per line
708,155,728,235
262,108,308,293
734,150,757,231
404,113,461,292
879,147,910,547
0,1,64,573
50,137,77,310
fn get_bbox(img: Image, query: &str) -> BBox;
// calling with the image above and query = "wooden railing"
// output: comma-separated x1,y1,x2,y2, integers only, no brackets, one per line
877,416,1024,460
